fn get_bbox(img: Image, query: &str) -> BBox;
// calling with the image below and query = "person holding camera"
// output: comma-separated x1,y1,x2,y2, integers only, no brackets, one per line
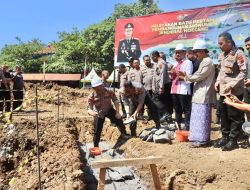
87,77,129,147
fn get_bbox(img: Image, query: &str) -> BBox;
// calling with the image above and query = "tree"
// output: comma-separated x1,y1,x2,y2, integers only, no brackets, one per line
0,0,162,73
112,0,161,19
0,38,44,72
230,0,250,2
52,0,162,73
80,0,162,72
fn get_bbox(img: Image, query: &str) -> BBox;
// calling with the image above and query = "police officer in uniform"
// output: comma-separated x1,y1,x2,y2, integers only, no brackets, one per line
214,32,247,151
117,23,141,63
118,64,130,118
128,58,142,83
141,55,154,97
141,55,154,120
101,70,110,88
151,51,172,123
87,77,129,147
123,81,161,136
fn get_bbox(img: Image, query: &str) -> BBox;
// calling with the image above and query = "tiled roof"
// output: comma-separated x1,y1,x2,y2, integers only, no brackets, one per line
23,74,81,81
33,45,56,55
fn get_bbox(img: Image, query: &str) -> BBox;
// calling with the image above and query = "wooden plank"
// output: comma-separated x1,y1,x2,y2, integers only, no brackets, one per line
98,168,106,190
91,157,163,169
150,164,162,190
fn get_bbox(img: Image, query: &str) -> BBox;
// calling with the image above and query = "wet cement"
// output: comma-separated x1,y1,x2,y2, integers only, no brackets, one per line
80,141,147,190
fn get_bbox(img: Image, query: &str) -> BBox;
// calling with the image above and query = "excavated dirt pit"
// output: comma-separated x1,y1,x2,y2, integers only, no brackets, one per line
1,83,250,190
81,141,146,190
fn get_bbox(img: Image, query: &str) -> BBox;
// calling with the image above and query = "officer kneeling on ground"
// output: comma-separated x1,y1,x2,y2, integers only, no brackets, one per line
87,77,129,147
123,81,161,136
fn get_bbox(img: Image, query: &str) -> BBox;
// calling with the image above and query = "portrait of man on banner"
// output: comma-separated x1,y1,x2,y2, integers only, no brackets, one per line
117,23,142,62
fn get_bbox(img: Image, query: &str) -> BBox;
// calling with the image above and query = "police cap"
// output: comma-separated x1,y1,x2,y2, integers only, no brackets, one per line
124,23,134,29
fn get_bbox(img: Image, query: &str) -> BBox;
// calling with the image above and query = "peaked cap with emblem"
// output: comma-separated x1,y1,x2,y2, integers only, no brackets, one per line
125,23,134,29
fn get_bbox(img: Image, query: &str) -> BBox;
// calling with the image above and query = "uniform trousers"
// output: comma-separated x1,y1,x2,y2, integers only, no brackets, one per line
129,93,160,134
172,94,191,130
220,95,244,140
163,82,173,115
93,107,126,147
152,93,169,118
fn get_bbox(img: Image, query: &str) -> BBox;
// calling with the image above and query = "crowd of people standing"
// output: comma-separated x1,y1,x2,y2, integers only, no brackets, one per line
0,65,25,113
87,32,250,151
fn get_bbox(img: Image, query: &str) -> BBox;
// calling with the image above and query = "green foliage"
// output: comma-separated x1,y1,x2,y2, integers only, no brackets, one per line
230,0,250,2
0,38,44,72
0,0,162,73
55,28,84,64
79,0,162,72
112,0,161,19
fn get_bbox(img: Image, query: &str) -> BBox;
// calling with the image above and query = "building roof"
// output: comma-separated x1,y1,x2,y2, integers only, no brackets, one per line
23,74,81,81
33,45,56,56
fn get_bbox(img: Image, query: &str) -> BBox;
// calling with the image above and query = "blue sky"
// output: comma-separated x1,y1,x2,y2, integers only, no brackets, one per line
0,0,229,49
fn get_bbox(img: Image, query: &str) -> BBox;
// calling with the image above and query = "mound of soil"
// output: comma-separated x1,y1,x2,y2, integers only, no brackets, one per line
0,84,87,190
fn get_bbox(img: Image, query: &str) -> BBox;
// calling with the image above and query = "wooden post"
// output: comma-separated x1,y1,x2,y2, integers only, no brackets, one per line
150,164,162,190
57,90,60,134
91,157,162,168
98,168,106,190
91,157,163,190
35,84,42,190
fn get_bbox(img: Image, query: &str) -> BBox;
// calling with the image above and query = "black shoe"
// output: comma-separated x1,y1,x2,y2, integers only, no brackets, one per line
214,137,229,148
160,113,171,123
221,140,238,151
120,133,130,140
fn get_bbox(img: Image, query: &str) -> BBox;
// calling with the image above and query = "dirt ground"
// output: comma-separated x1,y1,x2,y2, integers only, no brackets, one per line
0,83,250,190
0,83,87,190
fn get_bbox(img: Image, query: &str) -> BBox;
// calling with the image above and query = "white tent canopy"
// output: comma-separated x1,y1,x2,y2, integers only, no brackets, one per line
107,69,119,82
81,68,99,82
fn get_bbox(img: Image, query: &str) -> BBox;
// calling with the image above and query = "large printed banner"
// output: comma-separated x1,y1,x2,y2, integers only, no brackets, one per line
114,3,250,66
